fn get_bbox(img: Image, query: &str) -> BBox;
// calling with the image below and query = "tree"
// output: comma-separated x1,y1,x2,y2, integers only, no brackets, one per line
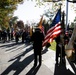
9,16,18,31
70,17,76,28
17,20,24,30
74,17,76,22
0,0,24,30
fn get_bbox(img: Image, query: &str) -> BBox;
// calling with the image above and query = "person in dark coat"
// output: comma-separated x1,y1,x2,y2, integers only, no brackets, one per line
7,28,10,41
31,28,44,66
15,30,19,43
55,35,65,65
2,30,7,43
22,30,26,43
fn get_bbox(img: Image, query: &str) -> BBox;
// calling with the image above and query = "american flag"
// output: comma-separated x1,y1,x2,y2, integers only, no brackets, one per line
42,9,62,47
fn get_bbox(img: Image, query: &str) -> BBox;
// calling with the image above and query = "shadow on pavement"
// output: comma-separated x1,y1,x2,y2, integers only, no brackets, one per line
0,41,31,48
54,60,76,75
68,59,76,74
8,45,33,62
26,65,41,75
0,42,17,48
0,42,31,52
54,64,75,75
0,42,23,51
1,46,34,75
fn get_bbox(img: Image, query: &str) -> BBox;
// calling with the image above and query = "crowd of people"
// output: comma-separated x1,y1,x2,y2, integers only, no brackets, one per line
0,28,31,44
55,29,76,65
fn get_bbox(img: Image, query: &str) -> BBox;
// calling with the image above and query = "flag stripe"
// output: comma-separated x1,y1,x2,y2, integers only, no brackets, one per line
42,9,62,47
44,22,61,39
42,21,62,46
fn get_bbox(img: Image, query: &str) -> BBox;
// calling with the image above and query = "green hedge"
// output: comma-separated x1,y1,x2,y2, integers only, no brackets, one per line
49,40,56,51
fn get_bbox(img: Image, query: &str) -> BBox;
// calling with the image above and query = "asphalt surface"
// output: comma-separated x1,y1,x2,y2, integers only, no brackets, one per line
0,41,76,75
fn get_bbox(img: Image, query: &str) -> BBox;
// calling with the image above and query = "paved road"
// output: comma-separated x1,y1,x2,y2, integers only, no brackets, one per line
0,41,76,75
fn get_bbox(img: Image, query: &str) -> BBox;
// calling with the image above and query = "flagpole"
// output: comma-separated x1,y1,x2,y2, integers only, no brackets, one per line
60,4,62,64
66,0,69,31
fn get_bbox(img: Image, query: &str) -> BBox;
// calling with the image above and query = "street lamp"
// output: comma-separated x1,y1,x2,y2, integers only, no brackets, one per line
43,0,62,2
67,0,76,3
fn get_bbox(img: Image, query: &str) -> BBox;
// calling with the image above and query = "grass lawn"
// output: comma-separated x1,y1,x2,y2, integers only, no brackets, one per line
49,40,56,51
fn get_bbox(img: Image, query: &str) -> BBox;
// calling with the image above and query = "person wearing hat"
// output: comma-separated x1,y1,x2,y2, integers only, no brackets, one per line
31,28,44,67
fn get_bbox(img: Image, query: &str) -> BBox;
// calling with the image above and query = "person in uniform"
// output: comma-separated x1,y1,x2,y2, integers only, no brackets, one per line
31,28,44,66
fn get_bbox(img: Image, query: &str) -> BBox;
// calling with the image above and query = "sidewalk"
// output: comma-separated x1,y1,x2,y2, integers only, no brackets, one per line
0,42,76,75
25,48,55,75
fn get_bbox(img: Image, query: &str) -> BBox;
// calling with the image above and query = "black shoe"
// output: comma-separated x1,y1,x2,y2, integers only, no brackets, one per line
71,60,76,63
39,63,41,66
34,63,37,67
